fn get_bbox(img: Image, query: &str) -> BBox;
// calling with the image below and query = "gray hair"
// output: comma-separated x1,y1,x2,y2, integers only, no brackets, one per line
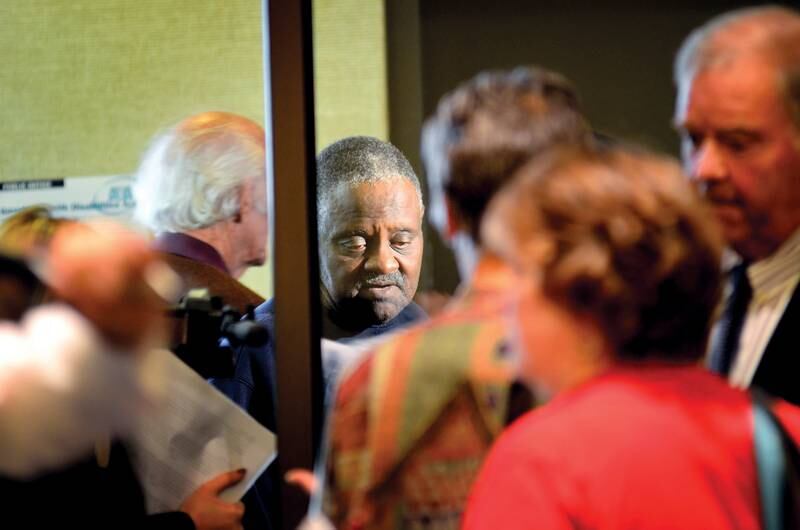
674,5,800,128
133,112,266,233
316,136,423,231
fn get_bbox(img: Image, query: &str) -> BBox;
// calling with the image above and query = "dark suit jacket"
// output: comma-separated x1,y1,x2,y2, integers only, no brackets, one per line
0,442,194,529
750,283,800,405
212,299,427,530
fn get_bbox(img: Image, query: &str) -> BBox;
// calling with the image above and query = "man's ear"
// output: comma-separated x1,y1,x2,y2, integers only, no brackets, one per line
233,183,248,223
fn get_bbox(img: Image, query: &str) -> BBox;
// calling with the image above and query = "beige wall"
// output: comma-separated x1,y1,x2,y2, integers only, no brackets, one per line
313,0,389,149
0,0,265,181
1,0,389,297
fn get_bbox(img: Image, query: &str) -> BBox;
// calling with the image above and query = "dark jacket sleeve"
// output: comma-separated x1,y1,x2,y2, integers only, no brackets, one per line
142,511,196,530
211,299,279,432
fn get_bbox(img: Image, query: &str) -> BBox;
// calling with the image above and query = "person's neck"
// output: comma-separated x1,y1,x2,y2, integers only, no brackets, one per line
736,222,800,263
184,224,241,277
321,311,355,340
318,286,383,339
470,252,514,286
551,350,611,395
321,305,386,340
451,231,479,282
537,317,613,399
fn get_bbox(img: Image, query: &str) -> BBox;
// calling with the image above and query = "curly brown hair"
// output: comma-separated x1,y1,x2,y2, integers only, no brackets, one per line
483,146,723,361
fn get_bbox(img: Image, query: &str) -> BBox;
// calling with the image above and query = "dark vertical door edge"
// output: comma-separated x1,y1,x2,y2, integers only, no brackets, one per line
262,1,322,528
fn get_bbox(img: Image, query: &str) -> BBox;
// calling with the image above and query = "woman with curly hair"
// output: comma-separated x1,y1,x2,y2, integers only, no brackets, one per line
463,147,800,529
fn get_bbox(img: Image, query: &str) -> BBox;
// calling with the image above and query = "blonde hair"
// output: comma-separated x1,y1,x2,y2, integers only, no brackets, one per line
0,206,71,258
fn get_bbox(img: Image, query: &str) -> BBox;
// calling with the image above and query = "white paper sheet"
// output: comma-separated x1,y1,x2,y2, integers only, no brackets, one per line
131,349,276,514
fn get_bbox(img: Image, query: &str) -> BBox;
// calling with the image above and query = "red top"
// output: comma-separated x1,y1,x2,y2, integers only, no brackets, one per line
463,364,800,530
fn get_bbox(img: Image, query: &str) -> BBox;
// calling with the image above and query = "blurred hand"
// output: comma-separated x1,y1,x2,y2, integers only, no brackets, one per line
180,468,247,530
287,470,335,530
285,468,318,496
46,221,169,350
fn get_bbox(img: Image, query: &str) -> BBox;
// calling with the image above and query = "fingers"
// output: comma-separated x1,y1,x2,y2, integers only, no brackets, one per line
285,468,318,495
202,468,247,495
180,478,246,530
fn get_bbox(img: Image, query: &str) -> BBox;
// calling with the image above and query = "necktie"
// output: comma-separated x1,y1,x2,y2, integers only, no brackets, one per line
710,263,753,375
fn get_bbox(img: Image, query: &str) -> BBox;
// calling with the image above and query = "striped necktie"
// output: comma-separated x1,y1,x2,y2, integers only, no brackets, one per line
710,263,753,375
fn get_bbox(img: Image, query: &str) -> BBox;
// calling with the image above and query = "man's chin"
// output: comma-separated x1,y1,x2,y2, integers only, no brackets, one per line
369,299,405,324
716,216,748,245
329,296,407,330
713,208,748,242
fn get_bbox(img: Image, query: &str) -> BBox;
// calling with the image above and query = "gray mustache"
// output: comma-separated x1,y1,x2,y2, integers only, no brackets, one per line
359,272,405,289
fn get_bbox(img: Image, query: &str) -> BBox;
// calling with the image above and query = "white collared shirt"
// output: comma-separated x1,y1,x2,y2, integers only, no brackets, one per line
710,227,800,388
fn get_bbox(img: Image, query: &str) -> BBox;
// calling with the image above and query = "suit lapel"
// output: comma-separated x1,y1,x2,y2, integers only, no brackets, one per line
752,283,800,405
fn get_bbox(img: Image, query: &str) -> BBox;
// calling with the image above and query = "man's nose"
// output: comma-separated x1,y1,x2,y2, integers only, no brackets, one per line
364,241,399,275
691,141,727,183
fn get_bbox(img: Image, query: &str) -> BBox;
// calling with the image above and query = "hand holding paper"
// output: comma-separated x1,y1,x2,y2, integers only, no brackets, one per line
131,349,276,515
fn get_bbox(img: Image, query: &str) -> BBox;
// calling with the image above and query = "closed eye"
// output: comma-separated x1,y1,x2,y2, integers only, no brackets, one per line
338,236,367,253
391,232,415,251
718,131,762,154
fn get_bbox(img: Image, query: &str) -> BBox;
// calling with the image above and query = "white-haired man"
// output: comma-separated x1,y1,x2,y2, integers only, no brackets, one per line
134,111,267,312
674,6,800,405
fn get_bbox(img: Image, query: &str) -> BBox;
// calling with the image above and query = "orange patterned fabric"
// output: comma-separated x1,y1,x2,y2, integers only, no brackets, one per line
323,258,521,530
